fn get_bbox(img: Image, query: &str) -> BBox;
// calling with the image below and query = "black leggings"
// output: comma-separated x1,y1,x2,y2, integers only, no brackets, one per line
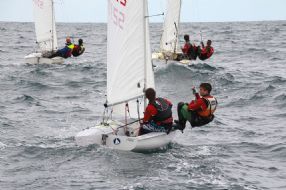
177,102,214,128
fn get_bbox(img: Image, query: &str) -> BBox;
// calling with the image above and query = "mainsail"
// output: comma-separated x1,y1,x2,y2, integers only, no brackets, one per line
33,0,58,52
107,0,154,117
160,0,182,53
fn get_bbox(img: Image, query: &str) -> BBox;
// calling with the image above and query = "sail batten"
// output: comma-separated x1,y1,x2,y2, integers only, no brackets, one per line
33,0,58,52
160,0,182,53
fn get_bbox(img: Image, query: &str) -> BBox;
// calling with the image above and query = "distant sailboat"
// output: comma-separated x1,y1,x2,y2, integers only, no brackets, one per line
75,0,177,151
152,0,183,61
25,0,64,64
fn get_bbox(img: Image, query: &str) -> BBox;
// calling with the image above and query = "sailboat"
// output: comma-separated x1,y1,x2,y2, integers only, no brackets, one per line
152,0,189,64
75,0,177,151
25,0,64,64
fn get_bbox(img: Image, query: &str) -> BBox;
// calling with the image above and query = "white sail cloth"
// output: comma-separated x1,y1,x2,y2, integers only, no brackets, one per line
107,0,154,118
160,0,182,53
33,0,58,52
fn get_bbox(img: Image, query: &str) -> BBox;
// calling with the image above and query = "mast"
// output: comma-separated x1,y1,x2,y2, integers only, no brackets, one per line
51,0,55,51
143,0,147,109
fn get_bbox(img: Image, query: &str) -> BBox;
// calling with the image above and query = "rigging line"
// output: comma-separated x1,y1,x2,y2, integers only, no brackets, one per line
117,119,142,130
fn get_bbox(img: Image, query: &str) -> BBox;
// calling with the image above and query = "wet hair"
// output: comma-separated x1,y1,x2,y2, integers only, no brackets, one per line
207,40,212,45
200,83,212,93
78,39,83,44
184,34,190,42
145,88,156,101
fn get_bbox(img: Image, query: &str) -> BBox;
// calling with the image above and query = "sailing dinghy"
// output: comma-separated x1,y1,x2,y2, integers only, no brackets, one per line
25,0,64,64
75,0,177,152
152,0,190,64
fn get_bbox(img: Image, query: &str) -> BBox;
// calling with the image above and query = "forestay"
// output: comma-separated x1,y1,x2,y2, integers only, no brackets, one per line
107,0,154,117
160,0,182,53
33,0,58,52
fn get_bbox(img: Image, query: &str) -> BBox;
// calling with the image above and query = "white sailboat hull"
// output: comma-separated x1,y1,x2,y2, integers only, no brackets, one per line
24,53,64,64
152,52,191,65
75,120,177,152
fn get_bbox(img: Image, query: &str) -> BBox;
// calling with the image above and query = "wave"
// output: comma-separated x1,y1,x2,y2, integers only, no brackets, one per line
274,94,286,101
266,76,286,84
217,73,236,86
247,47,268,52
253,85,275,96
0,141,7,150
14,94,35,102
188,63,218,71
13,94,41,106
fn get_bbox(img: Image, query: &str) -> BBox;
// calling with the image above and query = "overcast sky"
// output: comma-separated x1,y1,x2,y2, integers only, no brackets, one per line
0,0,286,23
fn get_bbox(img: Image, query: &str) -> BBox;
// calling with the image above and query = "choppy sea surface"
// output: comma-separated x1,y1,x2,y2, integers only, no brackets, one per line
0,21,286,190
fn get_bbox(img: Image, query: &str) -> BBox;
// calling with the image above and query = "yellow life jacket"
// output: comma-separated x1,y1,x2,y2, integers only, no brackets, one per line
67,43,75,50
198,97,217,117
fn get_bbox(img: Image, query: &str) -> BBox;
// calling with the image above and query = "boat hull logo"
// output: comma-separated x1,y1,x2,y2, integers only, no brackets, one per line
113,138,121,145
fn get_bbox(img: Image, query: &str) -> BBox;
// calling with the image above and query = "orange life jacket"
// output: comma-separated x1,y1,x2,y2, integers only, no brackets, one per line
197,96,217,117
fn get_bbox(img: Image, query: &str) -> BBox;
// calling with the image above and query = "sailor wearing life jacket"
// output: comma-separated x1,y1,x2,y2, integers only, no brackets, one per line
198,40,214,61
181,34,197,60
176,83,217,130
140,88,173,135
72,39,85,57
48,37,75,59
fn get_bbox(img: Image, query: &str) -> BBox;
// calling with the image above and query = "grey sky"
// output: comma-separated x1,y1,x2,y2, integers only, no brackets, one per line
0,0,286,23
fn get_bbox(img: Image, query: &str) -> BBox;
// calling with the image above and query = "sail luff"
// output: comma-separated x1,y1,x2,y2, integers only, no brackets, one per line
143,0,147,109
160,0,182,53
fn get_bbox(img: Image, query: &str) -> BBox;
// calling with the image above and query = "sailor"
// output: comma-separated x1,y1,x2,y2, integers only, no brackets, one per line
49,37,74,59
176,83,217,130
140,88,173,135
197,40,214,61
72,39,85,57
181,34,197,60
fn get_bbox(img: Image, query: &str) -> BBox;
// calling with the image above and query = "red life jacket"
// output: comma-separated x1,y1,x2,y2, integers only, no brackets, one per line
150,98,173,126
199,46,214,60
182,42,191,55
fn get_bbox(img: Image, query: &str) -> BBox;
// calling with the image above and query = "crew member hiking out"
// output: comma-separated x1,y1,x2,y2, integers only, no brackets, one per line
140,88,173,135
72,39,85,57
48,37,74,59
197,40,214,61
181,34,197,60
176,83,217,131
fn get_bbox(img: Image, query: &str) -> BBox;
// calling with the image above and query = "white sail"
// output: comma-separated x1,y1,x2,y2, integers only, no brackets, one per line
33,0,58,52
107,0,154,115
160,0,182,53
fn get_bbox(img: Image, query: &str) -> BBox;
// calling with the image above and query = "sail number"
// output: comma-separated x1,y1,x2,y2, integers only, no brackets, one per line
110,0,127,30
115,0,127,6
33,0,44,9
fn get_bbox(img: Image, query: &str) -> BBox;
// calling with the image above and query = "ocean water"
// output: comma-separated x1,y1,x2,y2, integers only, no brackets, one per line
0,21,286,190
